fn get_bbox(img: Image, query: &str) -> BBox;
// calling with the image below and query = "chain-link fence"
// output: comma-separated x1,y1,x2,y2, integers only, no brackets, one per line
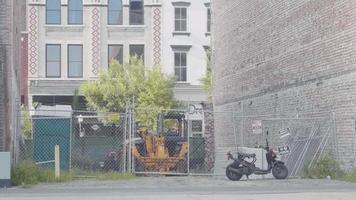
130,108,215,175
71,111,127,176
17,109,129,177
233,115,338,177
16,108,356,177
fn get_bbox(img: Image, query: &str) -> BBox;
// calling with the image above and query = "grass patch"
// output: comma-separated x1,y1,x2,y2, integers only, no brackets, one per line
303,155,344,179
96,172,137,180
11,160,73,187
70,169,137,180
12,161,138,187
341,171,356,183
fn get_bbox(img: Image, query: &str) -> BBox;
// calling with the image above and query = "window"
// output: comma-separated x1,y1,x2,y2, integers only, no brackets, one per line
68,0,83,24
129,45,145,62
68,45,83,78
46,44,61,77
108,0,123,25
174,7,187,32
46,0,61,24
108,45,123,66
174,52,187,81
190,120,203,137
207,8,211,33
129,0,144,25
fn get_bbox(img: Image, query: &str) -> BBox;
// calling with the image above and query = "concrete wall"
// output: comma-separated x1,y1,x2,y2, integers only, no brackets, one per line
212,0,356,173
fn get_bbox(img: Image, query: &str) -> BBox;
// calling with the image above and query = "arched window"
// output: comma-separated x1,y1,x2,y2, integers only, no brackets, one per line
108,0,123,25
46,0,61,24
68,0,83,24
130,0,144,25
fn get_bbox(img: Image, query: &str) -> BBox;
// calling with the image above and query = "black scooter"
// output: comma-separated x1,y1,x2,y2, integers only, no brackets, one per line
225,132,288,181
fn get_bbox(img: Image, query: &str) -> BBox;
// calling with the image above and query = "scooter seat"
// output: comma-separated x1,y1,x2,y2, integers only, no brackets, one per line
238,152,256,158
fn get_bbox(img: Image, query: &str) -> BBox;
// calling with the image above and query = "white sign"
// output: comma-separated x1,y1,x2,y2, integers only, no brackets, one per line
188,104,204,120
91,124,100,131
279,128,291,138
252,120,262,135
278,146,291,155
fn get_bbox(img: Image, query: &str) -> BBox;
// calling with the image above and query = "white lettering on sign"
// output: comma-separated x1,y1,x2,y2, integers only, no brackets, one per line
252,120,262,135
188,104,203,115
278,146,291,155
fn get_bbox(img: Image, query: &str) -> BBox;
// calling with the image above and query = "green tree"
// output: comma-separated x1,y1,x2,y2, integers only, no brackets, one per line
200,49,212,97
80,57,176,129
21,107,32,139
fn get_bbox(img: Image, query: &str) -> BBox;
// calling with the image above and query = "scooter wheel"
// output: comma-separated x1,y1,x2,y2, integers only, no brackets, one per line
226,165,243,181
272,164,288,179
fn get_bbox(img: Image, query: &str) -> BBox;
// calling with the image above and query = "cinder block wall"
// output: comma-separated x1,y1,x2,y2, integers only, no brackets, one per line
212,0,356,174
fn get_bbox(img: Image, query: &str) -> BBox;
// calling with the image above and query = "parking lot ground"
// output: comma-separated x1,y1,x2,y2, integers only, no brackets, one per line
1,176,356,200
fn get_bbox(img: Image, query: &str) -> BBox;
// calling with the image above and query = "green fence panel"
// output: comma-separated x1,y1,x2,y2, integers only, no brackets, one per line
33,118,71,170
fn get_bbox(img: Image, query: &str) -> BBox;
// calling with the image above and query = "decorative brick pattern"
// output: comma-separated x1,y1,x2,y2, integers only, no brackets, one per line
28,6,38,76
91,7,100,75
153,8,162,66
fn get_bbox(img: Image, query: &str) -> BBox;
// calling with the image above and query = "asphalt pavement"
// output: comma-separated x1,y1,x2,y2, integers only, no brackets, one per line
1,176,356,200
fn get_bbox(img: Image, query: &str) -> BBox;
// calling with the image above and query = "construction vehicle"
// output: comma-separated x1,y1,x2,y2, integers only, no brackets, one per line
132,112,189,173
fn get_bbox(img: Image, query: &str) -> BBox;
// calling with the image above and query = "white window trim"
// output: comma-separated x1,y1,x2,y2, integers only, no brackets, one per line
172,6,190,35
174,50,188,83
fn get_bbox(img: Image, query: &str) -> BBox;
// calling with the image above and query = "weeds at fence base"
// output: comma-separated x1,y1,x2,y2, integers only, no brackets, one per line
11,160,73,187
71,169,137,180
303,155,344,179
12,160,137,187
341,171,356,182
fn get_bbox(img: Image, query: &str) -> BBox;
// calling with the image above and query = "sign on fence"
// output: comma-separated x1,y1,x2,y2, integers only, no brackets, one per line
252,120,262,135
278,146,291,155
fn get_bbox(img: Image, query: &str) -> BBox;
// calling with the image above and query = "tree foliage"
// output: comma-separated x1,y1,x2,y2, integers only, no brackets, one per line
81,57,176,129
200,49,212,97
21,107,32,139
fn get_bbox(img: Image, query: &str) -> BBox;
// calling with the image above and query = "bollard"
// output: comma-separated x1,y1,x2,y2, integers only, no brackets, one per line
54,145,60,179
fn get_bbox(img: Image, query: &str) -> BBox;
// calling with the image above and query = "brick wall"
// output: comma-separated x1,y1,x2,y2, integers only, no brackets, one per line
21,33,28,105
212,0,356,173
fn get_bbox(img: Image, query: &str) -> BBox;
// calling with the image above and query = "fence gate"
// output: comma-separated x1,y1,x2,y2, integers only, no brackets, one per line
130,108,215,175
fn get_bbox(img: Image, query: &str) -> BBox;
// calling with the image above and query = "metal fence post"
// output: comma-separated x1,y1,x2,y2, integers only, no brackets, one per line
353,119,356,168
332,111,340,162
128,109,132,173
54,145,60,179
69,113,72,172
240,101,244,146
132,108,136,173
123,110,127,173
232,107,238,151
187,113,190,175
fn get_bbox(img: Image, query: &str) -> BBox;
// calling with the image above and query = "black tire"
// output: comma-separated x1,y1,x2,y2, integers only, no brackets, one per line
272,164,288,179
226,165,243,181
